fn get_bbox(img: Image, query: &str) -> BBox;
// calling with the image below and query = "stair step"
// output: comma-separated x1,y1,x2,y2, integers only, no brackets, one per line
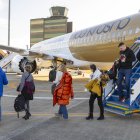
111,95,119,98
107,101,129,109
131,78,138,81
104,107,125,116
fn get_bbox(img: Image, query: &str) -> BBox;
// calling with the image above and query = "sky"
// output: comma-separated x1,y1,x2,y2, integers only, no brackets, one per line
0,0,140,49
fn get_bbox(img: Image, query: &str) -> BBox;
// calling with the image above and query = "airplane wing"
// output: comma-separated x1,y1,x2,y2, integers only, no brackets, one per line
0,44,26,54
0,44,72,63
29,50,73,63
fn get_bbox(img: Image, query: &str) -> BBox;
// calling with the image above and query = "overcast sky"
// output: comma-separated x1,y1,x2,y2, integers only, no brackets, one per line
0,0,140,49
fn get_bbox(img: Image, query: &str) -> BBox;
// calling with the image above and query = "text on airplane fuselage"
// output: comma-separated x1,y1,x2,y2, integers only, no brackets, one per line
72,17,130,39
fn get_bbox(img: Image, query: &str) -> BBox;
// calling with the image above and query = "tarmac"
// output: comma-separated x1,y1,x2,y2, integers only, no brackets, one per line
0,70,140,140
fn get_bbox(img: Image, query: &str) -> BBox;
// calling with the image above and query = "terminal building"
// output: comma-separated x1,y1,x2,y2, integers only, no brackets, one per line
30,6,73,47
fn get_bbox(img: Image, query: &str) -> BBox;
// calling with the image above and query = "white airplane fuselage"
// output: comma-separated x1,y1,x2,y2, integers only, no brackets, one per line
31,13,140,70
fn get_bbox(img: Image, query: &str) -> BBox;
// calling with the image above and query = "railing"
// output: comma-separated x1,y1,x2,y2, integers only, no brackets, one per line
0,52,16,68
103,42,140,103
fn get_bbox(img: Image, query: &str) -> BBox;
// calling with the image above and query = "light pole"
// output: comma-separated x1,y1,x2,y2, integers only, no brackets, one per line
8,0,11,46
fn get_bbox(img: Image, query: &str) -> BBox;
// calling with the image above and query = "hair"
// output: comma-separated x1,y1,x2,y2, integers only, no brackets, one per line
25,65,32,73
118,42,125,47
57,63,67,72
90,64,96,72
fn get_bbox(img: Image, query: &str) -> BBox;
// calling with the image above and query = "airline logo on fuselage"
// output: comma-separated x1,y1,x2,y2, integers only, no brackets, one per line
71,17,130,39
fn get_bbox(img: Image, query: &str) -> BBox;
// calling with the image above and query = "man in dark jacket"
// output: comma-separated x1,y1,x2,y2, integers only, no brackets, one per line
0,67,8,121
117,42,136,102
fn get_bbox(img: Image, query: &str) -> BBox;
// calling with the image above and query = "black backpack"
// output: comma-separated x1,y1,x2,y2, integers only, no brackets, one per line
49,69,56,82
107,60,119,80
14,94,26,117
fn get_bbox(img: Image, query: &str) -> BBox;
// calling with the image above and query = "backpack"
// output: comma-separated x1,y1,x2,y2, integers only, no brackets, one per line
14,94,26,117
107,60,119,80
49,69,56,82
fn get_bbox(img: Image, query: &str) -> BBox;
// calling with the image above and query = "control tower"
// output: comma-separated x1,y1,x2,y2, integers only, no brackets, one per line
30,6,72,47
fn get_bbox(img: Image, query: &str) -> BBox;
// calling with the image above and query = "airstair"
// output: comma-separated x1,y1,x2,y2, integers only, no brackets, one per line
0,52,16,69
103,39,140,116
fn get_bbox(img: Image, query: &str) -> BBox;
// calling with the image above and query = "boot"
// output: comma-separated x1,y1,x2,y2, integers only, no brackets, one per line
97,115,104,120
22,111,31,120
22,114,29,120
85,113,93,120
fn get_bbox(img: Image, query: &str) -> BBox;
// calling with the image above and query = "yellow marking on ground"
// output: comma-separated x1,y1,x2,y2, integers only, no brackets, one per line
7,82,18,88
107,103,129,111
125,110,140,114
3,112,116,117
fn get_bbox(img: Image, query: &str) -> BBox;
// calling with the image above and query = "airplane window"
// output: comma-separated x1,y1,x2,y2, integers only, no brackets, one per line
117,32,121,37
112,33,115,38
129,29,132,35
95,36,97,41
91,36,94,44
84,38,86,44
123,31,126,36
135,27,140,34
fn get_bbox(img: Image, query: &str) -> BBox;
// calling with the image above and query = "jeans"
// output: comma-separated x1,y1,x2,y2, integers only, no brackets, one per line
0,97,1,121
117,69,132,99
58,105,68,119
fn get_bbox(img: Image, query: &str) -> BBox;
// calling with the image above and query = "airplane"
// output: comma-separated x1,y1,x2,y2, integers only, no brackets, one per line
0,12,140,74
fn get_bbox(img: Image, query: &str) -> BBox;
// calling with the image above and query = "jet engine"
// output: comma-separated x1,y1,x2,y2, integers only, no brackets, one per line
11,55,37,73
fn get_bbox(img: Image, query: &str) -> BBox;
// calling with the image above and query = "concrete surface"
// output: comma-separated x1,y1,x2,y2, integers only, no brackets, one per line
0,72,140,140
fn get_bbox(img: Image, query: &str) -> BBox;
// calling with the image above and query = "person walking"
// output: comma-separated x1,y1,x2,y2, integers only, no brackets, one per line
85,64,105,120
117,42,136,101
18,65,35,120
0,67,8,121
53,63,74,120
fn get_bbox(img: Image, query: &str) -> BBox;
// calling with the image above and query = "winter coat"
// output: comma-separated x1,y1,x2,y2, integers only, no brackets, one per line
119,47,136,69
19,72,35,100
53,72,74,106
85,74,109,96
0,67,8,97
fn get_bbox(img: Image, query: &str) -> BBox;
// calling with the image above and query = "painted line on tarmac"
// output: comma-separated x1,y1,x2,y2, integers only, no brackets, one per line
3,112,116,117
3,94,89,100
35,89,86,93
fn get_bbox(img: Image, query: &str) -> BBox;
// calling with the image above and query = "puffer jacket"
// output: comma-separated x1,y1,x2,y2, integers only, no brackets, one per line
53,72,74,106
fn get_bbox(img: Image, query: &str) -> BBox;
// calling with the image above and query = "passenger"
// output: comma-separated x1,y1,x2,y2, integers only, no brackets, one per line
85,64,107,120
50,66,57,95
117,42,136,102
136,48,140,61
53,63,74,120
0,67,8,121
18,65,35,120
